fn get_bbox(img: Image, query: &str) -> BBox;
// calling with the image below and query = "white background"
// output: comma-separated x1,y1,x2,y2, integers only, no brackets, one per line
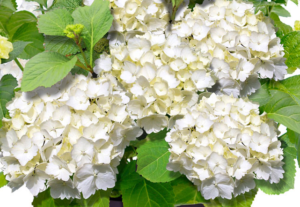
1,1,300,207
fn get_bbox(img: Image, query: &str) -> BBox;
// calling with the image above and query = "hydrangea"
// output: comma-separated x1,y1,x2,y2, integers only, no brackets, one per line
91,0,287,133
0,73,142,199
0,36,13,63
166,94,284,200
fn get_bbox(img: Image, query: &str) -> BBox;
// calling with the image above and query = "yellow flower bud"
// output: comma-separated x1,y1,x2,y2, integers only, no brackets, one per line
295,20,300,31
63,24,84,39
0,35,13,63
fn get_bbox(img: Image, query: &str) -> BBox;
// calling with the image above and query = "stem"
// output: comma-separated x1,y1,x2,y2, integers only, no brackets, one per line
39,4,45,14
14,58,24,71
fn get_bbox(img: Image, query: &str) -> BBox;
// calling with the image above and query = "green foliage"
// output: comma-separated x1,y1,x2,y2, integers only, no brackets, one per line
0,0,17,11
94,38,109,54
51,0,82,13
25,0,47,7
255,148,296,195
0,74,17,127
252,76,300,134
120,161,175,207
171,0,184,20
280,129,300,167
71,190,111,207
0,172,8,188
21,52,77,91
1,41,31,63
270,13,293,38
137,138,181,183
272,5,290,17
0,6,14,35
281,31,300,68
32,189,75,207
171,176,208,205
38,8,74,36
11,22,44,59
291,0,298,5
6,11,37,38
248,80,270,106
45,36,80,55
72,0,113,65
218,188,258,207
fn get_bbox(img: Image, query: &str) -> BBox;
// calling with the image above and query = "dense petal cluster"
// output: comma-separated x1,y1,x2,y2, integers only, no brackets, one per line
0,73,142,199
92,0,287,132
166,94,283,200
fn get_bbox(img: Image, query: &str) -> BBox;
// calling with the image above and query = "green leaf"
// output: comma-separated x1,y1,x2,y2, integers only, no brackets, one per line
0,172,8,188
72,190,111,207
45,36,80,55
171,176,208,205
121,161,175,207
11,22,44,59
248,80,270,106
137,138,181,183
218,188,258,207
259,76,300,134
0,6,14,35
0,74,17,127
25,0,47,7
171,0,184,21
6,11,37,39
270,13,293,38
255,148,296,195
281,31,300,68
32,189,73,207
1,41,31,63
51,0,82,13
72,0,113,65
21,52,77,92
291,0,298,5
38,8,74,36
272,5,290,17
0,0,17,11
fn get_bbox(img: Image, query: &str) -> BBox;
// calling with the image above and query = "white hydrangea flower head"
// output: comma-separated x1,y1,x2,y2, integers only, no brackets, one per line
91,0,287,133
0,73,142,199
166,94,284,200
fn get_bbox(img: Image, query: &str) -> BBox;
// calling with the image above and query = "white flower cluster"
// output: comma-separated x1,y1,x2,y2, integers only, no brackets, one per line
0,73,142,199
95,0,287,96
92,0,287,133
166,94,284,200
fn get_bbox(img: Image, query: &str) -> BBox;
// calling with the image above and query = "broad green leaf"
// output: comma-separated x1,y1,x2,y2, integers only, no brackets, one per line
171,176,208,205
0,0,17,11
218,188,258,207
0,6,14,35
291,0,298,5
32,189,73,207
0,172,7,188
282,129,300,167
51,0,82,13
295,20,300,31
12,22,44,59
137,138,181,183
72,0,113,65
121,161,175,207
281,31,300,68
45,36,80,55
171,0,184,20
72,190,111,207
6,11,37,39
248,80,270,106
25,0,47,7
270,13,293,38
189,0,204,10
0,74,17,127
272,5,290,17
21,52,77,92
259,76,300,134
2,41,31,63
255,148,296,194
38,8,74,36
